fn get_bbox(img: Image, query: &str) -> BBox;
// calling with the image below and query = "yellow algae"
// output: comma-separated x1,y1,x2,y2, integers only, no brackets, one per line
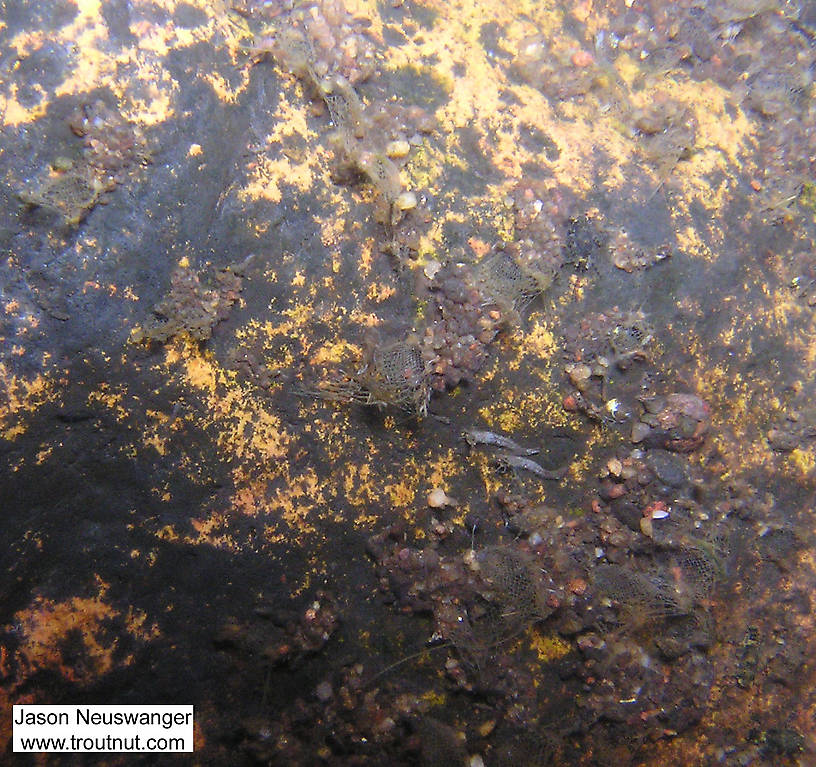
211,394,289,462
203,68,253,103
385,470,420,509
177,346,222,396
187,512,241,551
241,153,323,203
424,452,461,489
352,512,382,530
348,307,383,327
673,223,711,259
0,0,233,128
77,0,101,17
125,606,161,641
366,282,396,302
342,462,377,509
789,448,815,476
519,321,556,359
0,364,55,440
4,576,157,687
270,471,321,537
402,140,448,195
309,340,361,366
144,433,168,456
1,85,46,125
420,690,447,707
529,630,571,662
283,302,315,327
155,524,179,542
313,210,350,250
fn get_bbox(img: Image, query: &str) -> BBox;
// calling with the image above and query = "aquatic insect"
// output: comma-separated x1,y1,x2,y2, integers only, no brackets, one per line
462,429,539,455
494,453,569,480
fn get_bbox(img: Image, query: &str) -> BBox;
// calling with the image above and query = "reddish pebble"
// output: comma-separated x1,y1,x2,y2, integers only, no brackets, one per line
568,578,588,595
607,483,626,499
642,500,667,517
591,498,604,513
563,394,579,411
572,50,594,67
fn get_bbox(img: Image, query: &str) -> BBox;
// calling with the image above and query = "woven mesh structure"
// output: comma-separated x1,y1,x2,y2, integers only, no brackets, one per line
609,315,653,358
676,544,725,600
447,546,552,670
320,75,367,139
655,611,713,658
478,546,550,624
355,342,430,414
298,342,430,415
593,563,690,623
475,252,548,313
760,527,801,569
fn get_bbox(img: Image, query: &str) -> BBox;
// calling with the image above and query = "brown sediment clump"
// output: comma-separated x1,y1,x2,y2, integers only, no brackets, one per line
258,6,431,223
609,229,673,272
418,250,554,393
133,261,246,344
19,167,108,227
302,246,554,411
633,392,711,452
20,100,149,225
367,533,561,680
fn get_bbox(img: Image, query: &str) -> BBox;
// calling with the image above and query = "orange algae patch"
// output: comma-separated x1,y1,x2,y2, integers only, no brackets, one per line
0,582,159,751
0,362,56,441
3,578,159,688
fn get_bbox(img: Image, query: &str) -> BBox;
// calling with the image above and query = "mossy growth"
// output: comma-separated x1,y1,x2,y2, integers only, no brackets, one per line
798,182,816,217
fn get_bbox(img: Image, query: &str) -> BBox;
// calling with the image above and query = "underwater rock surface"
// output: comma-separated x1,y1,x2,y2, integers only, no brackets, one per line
1,0,815,764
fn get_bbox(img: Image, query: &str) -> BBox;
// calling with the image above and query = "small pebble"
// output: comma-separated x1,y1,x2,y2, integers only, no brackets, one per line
631,421,651,443
566,362,592,386
469,756,485,767
427,487,456,508
315,680,333,701
395,190,417,210
52,156,74,171
563,394,579,411
572,50,594,67
477,720,496,737
424,259,442,280
568,578,588,595
385,138,411,158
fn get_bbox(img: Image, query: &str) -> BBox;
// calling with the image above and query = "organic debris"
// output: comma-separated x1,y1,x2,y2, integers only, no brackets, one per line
20,100,149,225
133,261,247,344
